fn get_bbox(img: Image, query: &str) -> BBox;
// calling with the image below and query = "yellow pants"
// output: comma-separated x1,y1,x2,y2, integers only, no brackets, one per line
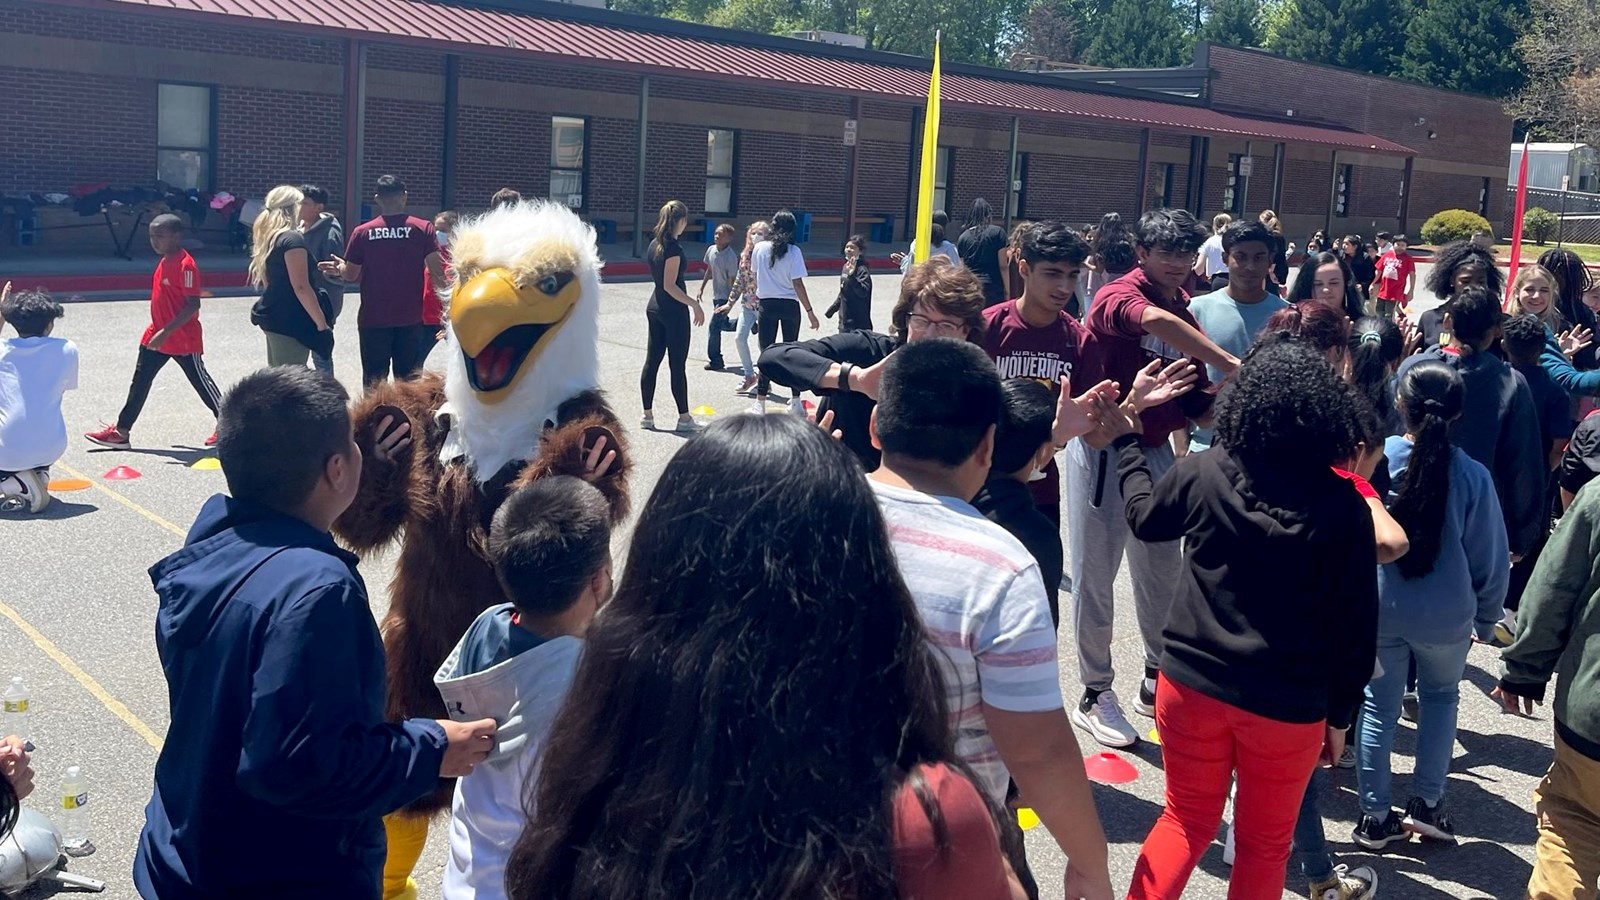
382,812,429,900
1529,733,1600,900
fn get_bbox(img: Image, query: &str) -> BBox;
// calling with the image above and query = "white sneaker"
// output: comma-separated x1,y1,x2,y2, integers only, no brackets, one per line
1494,608,1517,647
747,398,768,415
1071,690,1140,748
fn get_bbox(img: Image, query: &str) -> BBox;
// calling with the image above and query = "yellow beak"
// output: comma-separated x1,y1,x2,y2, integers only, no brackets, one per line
451,267,579,399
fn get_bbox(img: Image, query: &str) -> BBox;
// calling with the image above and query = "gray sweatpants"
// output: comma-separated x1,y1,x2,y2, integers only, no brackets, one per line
1065,437,1183,693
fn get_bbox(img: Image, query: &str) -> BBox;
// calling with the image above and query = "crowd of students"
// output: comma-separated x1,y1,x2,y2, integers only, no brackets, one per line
7,195,1600,900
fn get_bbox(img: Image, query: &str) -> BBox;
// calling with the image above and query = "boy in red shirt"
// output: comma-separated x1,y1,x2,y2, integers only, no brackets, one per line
86,215,221,449
1373,233,1416,319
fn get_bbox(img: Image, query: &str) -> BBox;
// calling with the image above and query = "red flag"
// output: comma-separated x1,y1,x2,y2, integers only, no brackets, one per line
1507,138,1530,309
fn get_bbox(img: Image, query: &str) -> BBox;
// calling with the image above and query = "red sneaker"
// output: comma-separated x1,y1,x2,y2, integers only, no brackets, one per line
204,431,217,447
84,424,131,450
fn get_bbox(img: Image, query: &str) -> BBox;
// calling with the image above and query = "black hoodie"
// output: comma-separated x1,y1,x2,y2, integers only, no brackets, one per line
1117,438,1379,729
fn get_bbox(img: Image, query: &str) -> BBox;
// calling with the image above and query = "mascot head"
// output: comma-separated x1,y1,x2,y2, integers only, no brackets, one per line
440,200,603,481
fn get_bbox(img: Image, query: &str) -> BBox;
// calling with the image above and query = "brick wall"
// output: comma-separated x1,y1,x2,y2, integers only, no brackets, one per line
216,86,343,200
0,67,152,192
0,3,341,63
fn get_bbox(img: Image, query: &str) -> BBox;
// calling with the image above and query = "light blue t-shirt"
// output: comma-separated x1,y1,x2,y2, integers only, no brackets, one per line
1188,287,1288,451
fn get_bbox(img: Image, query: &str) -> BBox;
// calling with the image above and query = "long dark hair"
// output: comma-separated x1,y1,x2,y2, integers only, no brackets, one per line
1347,316,1403,431
505,415,993,899
1390,360,1464,579
1094,212,1136,276
1540,248,1598,367
962,197,994,232
1289,251,1364,320
769,209,797,261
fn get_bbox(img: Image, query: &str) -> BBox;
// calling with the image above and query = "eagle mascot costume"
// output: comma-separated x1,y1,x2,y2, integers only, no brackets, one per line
333,201,629,899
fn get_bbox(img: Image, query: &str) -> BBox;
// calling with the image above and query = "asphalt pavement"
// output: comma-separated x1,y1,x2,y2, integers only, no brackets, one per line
0,265,1549,899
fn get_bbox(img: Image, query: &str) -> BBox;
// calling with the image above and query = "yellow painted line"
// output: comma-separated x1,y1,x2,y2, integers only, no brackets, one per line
0,600,164,750
54,462,187,539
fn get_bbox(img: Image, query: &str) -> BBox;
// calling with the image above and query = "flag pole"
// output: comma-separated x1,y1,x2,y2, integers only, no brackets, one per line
912,31,942,264
1506,133,1530,310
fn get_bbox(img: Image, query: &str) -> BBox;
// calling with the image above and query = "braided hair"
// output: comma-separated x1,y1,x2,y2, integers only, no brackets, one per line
1391,360,1464,579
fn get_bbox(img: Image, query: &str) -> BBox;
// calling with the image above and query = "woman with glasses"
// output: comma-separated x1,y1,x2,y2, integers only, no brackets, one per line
758,259,985,470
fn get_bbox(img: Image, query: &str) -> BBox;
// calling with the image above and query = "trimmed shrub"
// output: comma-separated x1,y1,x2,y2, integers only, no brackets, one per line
1420,209,1494,245
1524,207,1559,245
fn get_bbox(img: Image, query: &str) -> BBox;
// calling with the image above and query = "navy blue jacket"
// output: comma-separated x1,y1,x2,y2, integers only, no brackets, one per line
134,495,446,899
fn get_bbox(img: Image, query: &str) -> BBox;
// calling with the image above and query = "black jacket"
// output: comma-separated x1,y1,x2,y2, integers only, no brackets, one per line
825,259,874,332
758,330,897,471
1117,438,1378,728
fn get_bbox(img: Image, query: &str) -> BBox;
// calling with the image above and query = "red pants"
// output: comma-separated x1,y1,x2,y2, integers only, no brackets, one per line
1127,676,1323,900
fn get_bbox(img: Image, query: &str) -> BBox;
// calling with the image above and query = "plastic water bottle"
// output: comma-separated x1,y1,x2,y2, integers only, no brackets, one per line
61,766,93,856
2,676,29,743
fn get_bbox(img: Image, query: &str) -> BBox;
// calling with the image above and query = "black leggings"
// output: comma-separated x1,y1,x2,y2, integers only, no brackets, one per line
756,297,801,397
117,346,221,431
641,304,691,416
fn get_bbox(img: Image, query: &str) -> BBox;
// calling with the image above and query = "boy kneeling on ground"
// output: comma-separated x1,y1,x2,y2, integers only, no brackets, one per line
435,475,614,899
0,284,77,514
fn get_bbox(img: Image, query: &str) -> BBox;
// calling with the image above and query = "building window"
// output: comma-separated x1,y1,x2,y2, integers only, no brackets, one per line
1336,164,1353,217
933,146,954,214
705,129,737,215
1223,154,1244,215
550,116,587,209
1153,163,1176,209
157,83,214,191
1479,177,1491,217
1008,153,1029,220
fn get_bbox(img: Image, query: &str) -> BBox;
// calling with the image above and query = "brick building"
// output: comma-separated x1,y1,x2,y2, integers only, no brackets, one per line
0,0,1511,265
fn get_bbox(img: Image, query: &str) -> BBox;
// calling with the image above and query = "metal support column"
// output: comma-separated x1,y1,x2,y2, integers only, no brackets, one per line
1398,156,1415,234
1270,143,1285,212
844,96,861,238
632,76,650,259
341,39,368,229
1239,140,1253,215
441,54,459,210
1005,116,1020,231
904,106,922,242
1324,150,1340,237
1134,128,1151,215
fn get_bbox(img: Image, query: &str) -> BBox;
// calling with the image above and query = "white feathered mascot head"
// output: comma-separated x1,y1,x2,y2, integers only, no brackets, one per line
439,200,603,481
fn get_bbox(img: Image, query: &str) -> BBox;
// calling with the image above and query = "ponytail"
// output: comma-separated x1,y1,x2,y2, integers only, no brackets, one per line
1347,316,1402,428
1390,360,1464,579
769,210,797,262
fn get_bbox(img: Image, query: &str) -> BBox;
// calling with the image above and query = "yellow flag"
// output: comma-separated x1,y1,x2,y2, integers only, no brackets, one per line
913,33,942,264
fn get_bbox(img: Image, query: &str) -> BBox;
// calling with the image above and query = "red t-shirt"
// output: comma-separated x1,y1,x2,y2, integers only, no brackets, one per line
1375,251,1415,303
422,247,452,326
142,250,203,356
1085,268,1216,447
981,298,1102,508
344,214,436,328
891,763,1014,900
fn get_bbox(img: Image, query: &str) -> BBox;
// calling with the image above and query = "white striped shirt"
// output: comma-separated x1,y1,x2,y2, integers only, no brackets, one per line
871,480,1063,802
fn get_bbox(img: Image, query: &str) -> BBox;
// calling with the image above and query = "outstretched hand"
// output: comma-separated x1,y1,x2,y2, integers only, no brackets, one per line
1560,325,1593,361
579,432,618,481
808,408,844,442
1053,377,1118,445
1128,358,1199,412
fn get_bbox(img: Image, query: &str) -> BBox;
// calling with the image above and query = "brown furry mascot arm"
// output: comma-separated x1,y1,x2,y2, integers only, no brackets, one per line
512,389,631,524
333,375,448,553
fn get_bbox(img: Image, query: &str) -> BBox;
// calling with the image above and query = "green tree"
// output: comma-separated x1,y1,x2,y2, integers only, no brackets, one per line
1271,0,1413,78
1397,0,1525,96
1010,0,1088,67
1199,0,1261,47
1083,0,1188,68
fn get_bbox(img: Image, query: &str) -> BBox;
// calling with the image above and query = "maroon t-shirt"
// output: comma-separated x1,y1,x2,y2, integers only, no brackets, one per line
344,214,436,328
981,298,1102,509
1086,268,1215,447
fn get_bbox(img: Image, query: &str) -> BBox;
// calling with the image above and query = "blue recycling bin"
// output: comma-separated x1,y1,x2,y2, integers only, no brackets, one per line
593,219,617,244
793,211,813,243
870,214,895,243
